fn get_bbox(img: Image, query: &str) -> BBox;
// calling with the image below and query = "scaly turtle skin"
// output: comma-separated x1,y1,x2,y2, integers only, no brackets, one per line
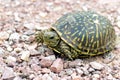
35,11,116,60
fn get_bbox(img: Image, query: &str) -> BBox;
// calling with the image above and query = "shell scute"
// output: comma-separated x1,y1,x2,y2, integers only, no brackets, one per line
52,11,115,55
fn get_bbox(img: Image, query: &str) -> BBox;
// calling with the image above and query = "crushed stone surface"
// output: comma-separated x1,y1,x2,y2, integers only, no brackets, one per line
0,0,120,79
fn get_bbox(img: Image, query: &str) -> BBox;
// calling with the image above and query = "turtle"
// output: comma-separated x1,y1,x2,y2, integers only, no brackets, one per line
35,11,116,60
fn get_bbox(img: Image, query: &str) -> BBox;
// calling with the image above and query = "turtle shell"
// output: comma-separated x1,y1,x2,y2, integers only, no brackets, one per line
52,11,116,56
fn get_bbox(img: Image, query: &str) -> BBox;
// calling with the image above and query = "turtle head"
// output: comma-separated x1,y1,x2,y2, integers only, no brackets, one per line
35,29,60,47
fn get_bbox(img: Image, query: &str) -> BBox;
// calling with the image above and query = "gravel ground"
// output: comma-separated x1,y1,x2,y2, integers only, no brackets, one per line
0,0,120,80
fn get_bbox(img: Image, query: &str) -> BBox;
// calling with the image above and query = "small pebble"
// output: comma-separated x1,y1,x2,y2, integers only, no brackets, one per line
29,74,35,79
92,74,100,79
39,12,48,17
37,46,46,55
20,35,29,42
23,22,35,30
90,61,104,70
76,68,83,75
20,51,30,61
30,63,41,72
0,47,4,54
0,65,5,74
59,71,66,77
14,12,21,22
61,76,71,80
5,11,12,16
63,61,69,68
107,74,114,80
33,74,42,80
50,58,63,73
9,33,20,42
117,16,120,28
65,69,73,76
117,21,120,28
49,72,60,80
13,76,22,80
92,71,101,74
24,30,35,35
1,67,15,79
69,59,83,68
7,46,13,52
43,55,56,61
0,31,9,40
41,68,51,74
114,71,120,78
71,72,82,80
117,8,120,14
6,56,16,63
53,6,62,11
35,26,48,30
42,74,53,80
14,47,22,53
81,67,89,76
88,67,95,73
27,43,39,55
40,58,53,67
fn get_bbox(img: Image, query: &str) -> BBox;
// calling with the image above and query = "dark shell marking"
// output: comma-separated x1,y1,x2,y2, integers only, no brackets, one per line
52,11,115,56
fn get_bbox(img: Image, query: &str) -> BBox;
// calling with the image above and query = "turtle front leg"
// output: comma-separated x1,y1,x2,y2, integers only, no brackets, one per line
59,41,73,60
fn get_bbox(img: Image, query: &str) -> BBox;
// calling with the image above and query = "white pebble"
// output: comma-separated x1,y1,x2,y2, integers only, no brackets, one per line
5,11,12,16
9,33,20,41
107,74,114,79
29,74,35,79
42,74,53,80
0,31,9,40
53,6,62,11
20,35,29,41
7,46,13,52
13,76,22,80
117,16,120,28
44,55,56,61
23,23,35,30
6,56,16,63
1,67,15,79
90,61,104,70
76,68,83,75
117,8,120,14
88,67,95,72
39,12,48,17
92,74,100,78
14,12,21,22
0,47,4,54
117,21,120,28
20,51,30,61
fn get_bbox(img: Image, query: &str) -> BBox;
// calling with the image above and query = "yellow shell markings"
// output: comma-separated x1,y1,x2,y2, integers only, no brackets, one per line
50,11,116,57
85,32,88,47
88,13,104,49
71,30,79,37
84,17,94,48
83,13,113,55
91,14,100,48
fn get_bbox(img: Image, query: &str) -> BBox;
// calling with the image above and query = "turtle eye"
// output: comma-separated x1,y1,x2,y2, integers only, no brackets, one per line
49,36,54,39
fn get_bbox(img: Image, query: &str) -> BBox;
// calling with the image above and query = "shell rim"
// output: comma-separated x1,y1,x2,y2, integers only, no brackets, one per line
51,26,115,56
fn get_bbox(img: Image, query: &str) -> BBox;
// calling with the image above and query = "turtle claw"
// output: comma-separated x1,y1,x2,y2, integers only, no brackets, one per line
68,55,73,60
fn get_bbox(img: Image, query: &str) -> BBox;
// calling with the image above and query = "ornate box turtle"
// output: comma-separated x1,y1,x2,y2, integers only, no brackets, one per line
35,11,116,60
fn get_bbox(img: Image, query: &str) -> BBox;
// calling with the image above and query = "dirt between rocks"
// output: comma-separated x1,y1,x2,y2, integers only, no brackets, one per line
0,0,120,80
